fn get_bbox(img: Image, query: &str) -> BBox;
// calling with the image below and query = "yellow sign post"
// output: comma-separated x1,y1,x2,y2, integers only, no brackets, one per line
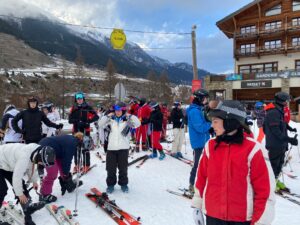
110,29,126,50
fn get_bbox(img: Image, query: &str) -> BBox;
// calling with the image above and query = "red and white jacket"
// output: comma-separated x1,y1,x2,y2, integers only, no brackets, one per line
192,135,275,225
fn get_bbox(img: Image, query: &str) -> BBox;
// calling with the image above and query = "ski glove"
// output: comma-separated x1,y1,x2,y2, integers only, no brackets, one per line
288,137,298,146
193,208,204,225
121,125,131,137
290,127,297,133
56,123,64,130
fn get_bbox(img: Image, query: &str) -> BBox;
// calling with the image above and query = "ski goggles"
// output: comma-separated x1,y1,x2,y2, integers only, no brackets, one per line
75,93,84,99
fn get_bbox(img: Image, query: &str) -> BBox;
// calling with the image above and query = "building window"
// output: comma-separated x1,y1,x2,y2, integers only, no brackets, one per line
296,60,300,70
292,37,300,46
239,62,278,74
292,17,300,26
265,21,282,30
293,1,300,11
265,40,282,49
240,25,256,34
240,43,256,54
265,4,282,16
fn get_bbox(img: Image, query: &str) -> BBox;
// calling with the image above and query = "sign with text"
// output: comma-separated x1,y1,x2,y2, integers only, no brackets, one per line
241,80,272,88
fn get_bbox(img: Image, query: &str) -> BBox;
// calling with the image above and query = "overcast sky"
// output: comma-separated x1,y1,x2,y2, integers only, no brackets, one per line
0,0,251,73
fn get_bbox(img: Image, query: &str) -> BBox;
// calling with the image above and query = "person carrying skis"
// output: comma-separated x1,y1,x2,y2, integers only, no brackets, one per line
186,89,211,194
0,143,56,225
69,92,99,173
41,101,61,138
0,104,23,143
135,97,151,151
192,100,276,225
170,101,185,158
99,102,140,193
12,97,63,144
148,101,165,160
38,133,84,203
264,92,298,192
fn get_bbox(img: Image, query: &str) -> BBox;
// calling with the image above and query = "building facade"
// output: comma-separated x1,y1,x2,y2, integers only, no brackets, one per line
207,0,300,111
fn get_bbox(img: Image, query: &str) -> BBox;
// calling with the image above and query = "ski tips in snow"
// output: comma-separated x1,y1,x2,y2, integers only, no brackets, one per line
46,204,80,225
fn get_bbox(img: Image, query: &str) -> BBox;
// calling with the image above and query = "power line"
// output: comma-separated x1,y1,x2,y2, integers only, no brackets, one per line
0,14,191,35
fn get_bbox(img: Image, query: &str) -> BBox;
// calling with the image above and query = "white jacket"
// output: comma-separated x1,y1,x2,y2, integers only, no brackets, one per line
99,114,140,151
3,108,22,143
42,111,60,137
0,143,40,196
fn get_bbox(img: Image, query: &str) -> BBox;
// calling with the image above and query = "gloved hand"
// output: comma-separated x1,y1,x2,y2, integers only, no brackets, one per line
288,137,298,146
56,123,64,130
290,127,297,133
193,208,204,225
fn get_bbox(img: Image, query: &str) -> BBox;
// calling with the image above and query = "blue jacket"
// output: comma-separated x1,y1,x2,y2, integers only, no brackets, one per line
186,104,211,150
39,135,79,175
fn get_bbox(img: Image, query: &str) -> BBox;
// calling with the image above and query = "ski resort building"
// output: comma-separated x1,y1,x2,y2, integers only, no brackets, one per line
206,0,300,112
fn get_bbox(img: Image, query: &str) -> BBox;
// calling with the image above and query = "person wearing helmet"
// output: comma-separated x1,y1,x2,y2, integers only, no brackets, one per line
135,97,152,151
69,92,99,173
41,101,61,137
192,100,275,225
0,143,56,225
0,104,23,143
186,89,211,194
264,92,298,192
99,102,141,193
148,101,165,160
38,133,84,203
12,97,63,144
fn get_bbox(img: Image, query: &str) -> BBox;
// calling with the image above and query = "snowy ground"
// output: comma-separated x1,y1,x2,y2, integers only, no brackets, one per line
4,122,300,225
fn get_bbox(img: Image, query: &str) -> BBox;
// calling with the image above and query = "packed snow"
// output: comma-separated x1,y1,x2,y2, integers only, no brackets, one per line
3,122,300,225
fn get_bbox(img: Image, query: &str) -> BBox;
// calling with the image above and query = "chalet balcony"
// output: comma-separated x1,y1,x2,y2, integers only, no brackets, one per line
235,48,258,57
235,30,258,39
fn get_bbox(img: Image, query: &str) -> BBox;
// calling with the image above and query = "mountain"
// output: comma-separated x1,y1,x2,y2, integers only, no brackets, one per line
0,11,209,83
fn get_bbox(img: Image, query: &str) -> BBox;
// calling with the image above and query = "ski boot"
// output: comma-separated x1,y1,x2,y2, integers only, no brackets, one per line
0,222,10,225
135,146,140,153
121,185,129,193
159,151,166,161
142,143,148,151
22,201,45,225
39,194,57,203
189,184,195,196
149,149,158,159
176,152,183,158
82,166,90,173
106,186,114,194
276,180,290,193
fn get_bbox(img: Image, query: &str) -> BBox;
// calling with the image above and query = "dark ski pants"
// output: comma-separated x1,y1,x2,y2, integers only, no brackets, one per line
74,148,90,167
189,148,203,185
0,169,29,207
106,150,129,186
268,148,286,179
206,215,250,225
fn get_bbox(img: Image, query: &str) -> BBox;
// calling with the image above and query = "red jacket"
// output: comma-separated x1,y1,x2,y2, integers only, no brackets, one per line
194,135,275,225
137,104,151,124
284,106,291,123
129,103,139,116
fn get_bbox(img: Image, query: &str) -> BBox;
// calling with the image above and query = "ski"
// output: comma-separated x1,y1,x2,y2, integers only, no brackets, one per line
89,188,141,225
136,156,149,168
283,171,297,179
1,201,24,225
73,164,97,178
57,206,80,225
96,152,106,163
280,190,300,199
128,155,148,167
276,193,300,206
166,189,193,200
46,204,69,225
163,149,193,166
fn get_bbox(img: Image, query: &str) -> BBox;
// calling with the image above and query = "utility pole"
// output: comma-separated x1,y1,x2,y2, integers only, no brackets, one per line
191,25,198,80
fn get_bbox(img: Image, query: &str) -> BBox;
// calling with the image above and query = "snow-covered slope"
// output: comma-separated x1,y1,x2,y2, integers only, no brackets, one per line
4,122,300,225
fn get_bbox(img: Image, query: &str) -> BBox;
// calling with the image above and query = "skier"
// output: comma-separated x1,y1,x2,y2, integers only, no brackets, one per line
264,92,298,192
0,143,56,225
192,100,276,225
253,101,266,143
98,102,140,193
170,101,185,158
148,101,165,160
41,101,61,137
186,89,211,194
135,97,151,151
38,133,84,203
12,97,63,144
160,102,169,142
69,92,99,173
0,104,22,143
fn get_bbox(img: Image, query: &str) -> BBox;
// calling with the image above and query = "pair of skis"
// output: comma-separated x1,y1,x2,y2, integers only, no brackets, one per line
96,152,106,163
128,155,149,167
166,188,193,200
86,188,141,225
0,201,24,225
276,191,300,206
163,149,193,166
46,204,79,225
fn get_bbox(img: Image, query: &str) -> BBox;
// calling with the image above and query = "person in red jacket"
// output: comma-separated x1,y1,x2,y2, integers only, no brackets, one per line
160,103,169,142
192,100,275,225
135,98,151,151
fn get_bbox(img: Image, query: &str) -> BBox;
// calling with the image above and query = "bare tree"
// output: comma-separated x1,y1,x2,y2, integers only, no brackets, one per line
74,48,88,92
146,70,158,100
102,58,119,102
158,71,172,104
176,85,192,104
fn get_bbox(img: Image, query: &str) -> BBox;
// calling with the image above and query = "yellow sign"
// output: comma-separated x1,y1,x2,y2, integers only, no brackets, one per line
110,29,126,50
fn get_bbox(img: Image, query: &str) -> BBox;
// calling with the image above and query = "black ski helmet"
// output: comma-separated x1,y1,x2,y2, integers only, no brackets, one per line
193,89,209,105
31,145,56,167
41,101,54,112
208,100,247,133
275,92,290,106
139,97,146,106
